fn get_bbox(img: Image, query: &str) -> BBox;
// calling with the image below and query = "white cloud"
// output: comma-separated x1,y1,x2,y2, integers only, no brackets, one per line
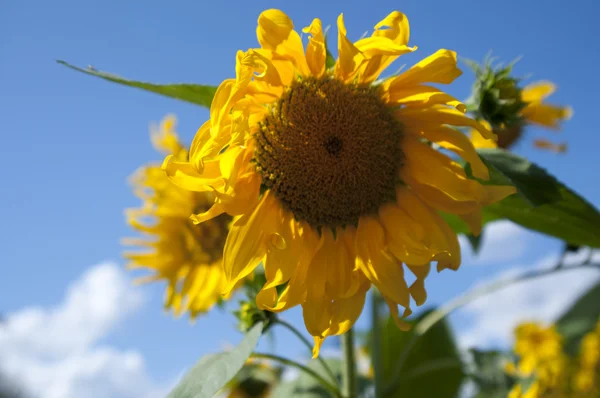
457,253,600,349
0,263,170,398
460,221,532,265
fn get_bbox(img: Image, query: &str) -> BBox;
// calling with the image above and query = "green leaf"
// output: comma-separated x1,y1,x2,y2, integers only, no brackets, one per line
270,358,370,398
468,349,516,396
465,148,600,248
167,322,264,398
57,60,217,108
476,149,561,206
556,281,600,355
324,35,336,70
382,309,465,398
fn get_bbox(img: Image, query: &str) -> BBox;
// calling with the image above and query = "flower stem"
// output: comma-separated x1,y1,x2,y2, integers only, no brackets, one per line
251,352,342,398
384,258,600,396
341,329,358,398
274,318,338,384
371,292,384,398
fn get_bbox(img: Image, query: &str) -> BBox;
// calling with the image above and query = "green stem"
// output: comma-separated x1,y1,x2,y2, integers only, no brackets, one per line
341,329,358,398
251,352,342,398
274,318,338,384
384,260,600,396
371,292,384,398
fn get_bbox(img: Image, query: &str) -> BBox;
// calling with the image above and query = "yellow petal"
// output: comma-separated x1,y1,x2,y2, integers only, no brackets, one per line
162,156,224,192
222,191,280,294
522,103,573,129
326,280,370,336
302,297,332,338
521,81,556,102
383,49,462,89
334,14,366,82
381,187,461,271
406,124,488,180
355,217,410,309
263,211,300,289
398,105,497,141
256,9,309,75
372,11,410,45
302,18,326,77
406,264,431,306
470,124,498,150
352,11,414,83
383,84,465,112
384,296,412,331
311,228,360,300
312,336,325,358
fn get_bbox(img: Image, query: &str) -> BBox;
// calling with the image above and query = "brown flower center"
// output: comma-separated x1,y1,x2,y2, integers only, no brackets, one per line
253,76,403,229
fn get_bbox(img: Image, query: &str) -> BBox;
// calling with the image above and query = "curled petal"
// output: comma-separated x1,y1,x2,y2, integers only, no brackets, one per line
302,18,326,77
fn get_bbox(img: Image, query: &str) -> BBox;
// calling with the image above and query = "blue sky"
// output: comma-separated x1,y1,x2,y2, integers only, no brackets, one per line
1,0,600,396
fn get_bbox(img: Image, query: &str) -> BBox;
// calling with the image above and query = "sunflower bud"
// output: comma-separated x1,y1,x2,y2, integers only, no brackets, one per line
466,57,528,130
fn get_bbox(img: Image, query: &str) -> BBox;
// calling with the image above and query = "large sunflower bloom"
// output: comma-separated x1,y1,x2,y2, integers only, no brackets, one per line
123,115,232,318
163,9,516,355
471,81,572,152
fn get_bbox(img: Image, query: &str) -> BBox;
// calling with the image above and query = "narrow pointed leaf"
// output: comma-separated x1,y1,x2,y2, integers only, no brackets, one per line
167,322,264,398
57,60,217,108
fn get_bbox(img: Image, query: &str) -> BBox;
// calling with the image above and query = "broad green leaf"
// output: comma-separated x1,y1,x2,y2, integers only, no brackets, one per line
476,149,560,206
381,309,465,398
57,60,217,108
167,322,264,398
454,149,600,248
556,281,600,355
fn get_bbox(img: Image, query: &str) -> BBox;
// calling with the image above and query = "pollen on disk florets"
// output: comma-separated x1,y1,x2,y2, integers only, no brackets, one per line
253,76,403,229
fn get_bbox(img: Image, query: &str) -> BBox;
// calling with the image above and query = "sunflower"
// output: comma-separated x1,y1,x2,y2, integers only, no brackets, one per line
471,80,572,153
163,9,516,355
507,322,569,398
123,115,232,318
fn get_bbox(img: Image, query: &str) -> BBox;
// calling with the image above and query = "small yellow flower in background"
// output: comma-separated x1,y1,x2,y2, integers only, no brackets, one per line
123,115,233,318
468,60,572,153
163,9,516,356
507,322,572,398
573,320,600,396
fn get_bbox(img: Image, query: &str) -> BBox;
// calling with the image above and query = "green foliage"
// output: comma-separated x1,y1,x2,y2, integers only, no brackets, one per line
381,309,465,398
465,56,527,128
167,322,264,398
468,349,517,397
451,149,600,248
270,358,369,398
556,281,600,355
57,60,217,108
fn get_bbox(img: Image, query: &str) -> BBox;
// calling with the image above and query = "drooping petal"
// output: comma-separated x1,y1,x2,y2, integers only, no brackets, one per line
355,217,411,309
302,297,333,339
405,124,489,180
222,191,280,294
302,18,326,77
325,280,370,336
380,187,461,271
406,264,431,306
384,296,412,331
398,105,497,141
